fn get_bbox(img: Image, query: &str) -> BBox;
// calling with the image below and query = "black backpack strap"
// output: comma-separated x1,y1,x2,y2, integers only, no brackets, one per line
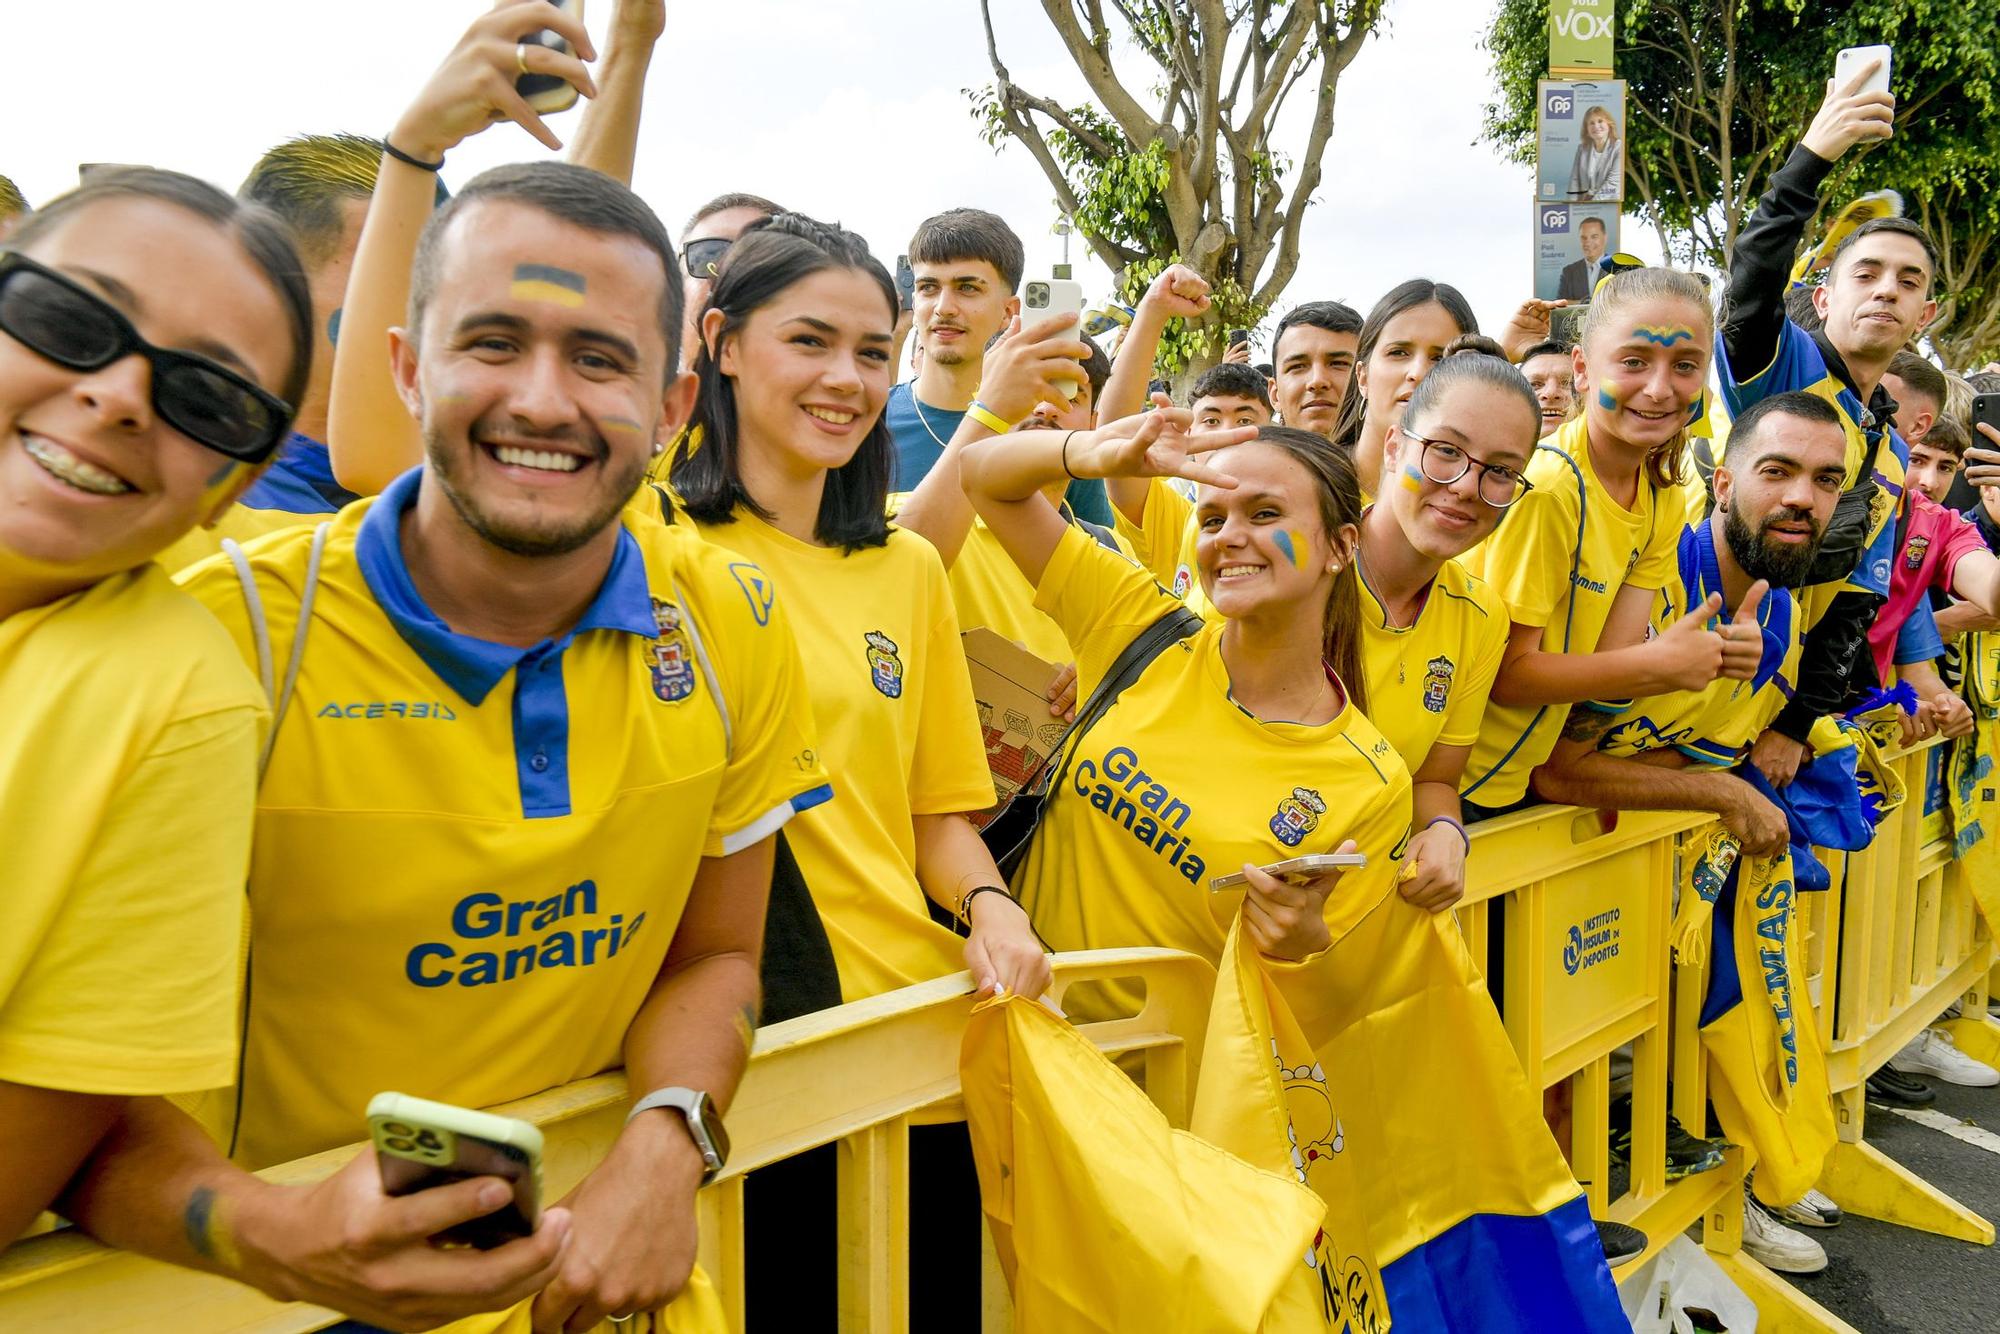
1032,604,1204,793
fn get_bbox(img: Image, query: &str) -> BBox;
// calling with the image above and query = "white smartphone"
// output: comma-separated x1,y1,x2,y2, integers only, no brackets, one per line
517,0,586,116
1835,44,1892,96
1023,275,1087,399
368,1091,544,1250
1209,852,1368,892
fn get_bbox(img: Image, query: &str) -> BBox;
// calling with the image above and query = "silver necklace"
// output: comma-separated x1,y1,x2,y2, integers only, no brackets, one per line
910,391,953,450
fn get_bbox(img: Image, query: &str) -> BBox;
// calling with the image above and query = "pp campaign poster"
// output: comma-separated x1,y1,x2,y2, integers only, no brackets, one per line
1533,202,1621,304
1537,80,1626,204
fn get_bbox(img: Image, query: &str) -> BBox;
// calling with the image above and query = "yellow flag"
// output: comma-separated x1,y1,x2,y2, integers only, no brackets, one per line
961,993,1324,1332
1947,714,2000,932
1192,909,1622,1332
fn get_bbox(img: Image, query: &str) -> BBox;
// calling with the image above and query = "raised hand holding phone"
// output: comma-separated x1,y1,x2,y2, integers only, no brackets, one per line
1803,47,1895,162
391,0,600,162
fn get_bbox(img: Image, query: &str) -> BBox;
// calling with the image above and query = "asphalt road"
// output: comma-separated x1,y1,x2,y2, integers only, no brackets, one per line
1793,1075,2000,1334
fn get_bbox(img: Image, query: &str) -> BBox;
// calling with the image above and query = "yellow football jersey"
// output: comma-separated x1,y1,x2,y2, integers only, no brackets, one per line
1358,552,1510,772
1112,478,1217,620
156,502,318,576
1014,525,1413,1023
1459,417,1688,808
176,470,829,1167
1585,519,1803,767
0,566,263,1096
686,509,996,1002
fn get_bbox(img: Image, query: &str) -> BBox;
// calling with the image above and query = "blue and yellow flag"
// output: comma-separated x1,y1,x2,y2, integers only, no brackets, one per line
1192,908,1622,1332
1946,714,2000,932
961,992,1326,1332
1697,849,1837,1207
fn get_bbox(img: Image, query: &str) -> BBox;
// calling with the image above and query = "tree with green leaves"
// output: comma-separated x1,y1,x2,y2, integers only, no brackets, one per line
972,1,1386,375
1482,0,2000,364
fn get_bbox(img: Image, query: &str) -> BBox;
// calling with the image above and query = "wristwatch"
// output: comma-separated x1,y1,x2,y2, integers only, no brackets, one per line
627,1087,730,1183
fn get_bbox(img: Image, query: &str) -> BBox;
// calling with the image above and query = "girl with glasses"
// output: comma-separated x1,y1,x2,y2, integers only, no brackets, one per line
0,167,311,1243
1353,345,1541,910
1460,267,1734,822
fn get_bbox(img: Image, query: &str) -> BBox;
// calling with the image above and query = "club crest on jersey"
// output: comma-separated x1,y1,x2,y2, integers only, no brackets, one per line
1269,786,1327,847
1422,654,1455,713
646,598,696,703
1904,533,1931,570
864,630,905,699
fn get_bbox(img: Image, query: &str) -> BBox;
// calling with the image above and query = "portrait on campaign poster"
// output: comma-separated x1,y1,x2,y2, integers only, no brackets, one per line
1537,80,1626,204
1533,202,1621,304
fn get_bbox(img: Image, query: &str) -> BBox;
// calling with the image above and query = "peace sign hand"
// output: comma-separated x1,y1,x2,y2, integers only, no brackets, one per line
1065,404,1253,489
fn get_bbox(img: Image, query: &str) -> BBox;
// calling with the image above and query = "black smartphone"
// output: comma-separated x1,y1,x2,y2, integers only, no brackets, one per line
1973,393,2000,437
896,254,915,311
517,0,583,116
1227,328,1252,348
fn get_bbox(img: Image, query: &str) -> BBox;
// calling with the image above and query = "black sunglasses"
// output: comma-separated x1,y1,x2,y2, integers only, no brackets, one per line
683,236,732,280
0,251,293,462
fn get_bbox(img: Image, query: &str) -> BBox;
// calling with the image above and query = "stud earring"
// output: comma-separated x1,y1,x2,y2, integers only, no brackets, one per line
651,440,666,457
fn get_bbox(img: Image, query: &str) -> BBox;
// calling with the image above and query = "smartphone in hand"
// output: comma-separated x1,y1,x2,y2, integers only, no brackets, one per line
518,0,585,115
368,1092,543,1249
1023,276,1088,399
1209,852,1367,892
1835,44,1892,95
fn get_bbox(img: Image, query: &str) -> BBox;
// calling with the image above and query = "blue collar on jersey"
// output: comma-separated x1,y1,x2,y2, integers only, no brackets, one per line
238,431,361,516
356,467,657,707
1686,517,1793,694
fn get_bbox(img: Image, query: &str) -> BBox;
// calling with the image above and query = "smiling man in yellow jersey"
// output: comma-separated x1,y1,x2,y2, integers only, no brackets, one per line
60,163,829,1334
1534,393,1850,846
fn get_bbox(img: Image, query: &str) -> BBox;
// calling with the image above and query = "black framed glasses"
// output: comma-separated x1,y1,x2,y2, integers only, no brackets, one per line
683,236,732,280
0,251,292,462
1407,433,1534,509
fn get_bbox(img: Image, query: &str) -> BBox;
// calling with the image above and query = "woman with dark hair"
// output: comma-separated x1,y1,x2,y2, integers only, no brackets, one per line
1329,278,1479,502
670,212,1046,1330
0,166,310,1241
961,412,1412,1020
671,212,1046,1005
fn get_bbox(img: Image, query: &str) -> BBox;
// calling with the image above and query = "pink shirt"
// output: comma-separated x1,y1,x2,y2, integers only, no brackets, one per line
1869,492,1988,680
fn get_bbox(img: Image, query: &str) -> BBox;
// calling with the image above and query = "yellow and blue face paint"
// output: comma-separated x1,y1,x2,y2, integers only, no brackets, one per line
1399,463,1426,494
1631,325,1696,347
511,263,587,308
1272,529,1309,570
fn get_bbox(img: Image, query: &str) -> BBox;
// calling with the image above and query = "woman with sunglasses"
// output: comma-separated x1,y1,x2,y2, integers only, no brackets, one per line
676,192,782,374
1329,278,1480,502
1353,345,1541,911
0,167,311,1244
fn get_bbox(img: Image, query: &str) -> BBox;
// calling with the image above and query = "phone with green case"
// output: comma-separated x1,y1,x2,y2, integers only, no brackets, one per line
367,1091,543,1250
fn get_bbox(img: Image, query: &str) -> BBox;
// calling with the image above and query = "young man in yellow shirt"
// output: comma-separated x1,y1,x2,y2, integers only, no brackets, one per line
59,162,828,1333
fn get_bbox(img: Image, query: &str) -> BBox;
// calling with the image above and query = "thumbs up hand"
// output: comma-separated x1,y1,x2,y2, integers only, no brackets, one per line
1718,580,1770,681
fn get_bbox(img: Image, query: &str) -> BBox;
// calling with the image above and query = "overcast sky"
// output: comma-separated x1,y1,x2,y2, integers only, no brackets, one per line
9,0,1667,350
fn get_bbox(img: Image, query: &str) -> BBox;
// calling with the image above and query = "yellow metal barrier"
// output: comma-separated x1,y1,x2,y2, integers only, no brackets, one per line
1806,738,1997,1247
0,949,1215,1334
5,755,1984,1333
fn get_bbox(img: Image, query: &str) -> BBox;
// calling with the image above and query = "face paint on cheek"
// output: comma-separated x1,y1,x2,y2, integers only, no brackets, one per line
203,456,244,491
1400,464,1426,494
1597,387,1620,411
511,263,587,308
599,416,645,437
326,307,342,346
1272,528,1308,570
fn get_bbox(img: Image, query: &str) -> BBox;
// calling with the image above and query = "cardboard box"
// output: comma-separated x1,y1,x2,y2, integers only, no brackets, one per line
962,628,1070,827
